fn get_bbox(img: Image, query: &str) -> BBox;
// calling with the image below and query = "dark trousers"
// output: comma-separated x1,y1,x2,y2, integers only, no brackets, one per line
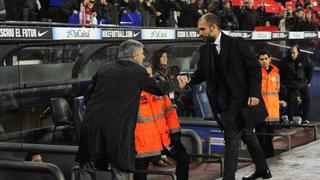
221,103,268,180
134,146,190,180
255,124,275,158
287,87,310,122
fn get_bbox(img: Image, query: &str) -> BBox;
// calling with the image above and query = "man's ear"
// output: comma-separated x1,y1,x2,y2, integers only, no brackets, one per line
132,52,137,60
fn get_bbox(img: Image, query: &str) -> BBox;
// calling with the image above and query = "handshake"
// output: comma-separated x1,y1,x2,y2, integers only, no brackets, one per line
176,75,190,89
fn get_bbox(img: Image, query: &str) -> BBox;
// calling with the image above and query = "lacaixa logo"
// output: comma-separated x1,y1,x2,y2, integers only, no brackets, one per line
67,29,90,38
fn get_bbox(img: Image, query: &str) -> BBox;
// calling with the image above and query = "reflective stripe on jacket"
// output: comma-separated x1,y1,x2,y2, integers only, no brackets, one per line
135,91,181,158
261,64,280,123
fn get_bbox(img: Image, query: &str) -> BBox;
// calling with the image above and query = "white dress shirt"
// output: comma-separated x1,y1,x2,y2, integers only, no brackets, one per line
214,32,222,54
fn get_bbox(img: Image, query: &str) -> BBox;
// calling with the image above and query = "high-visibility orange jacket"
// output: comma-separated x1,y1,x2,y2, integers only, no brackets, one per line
135,91,181,158
261,64,280,124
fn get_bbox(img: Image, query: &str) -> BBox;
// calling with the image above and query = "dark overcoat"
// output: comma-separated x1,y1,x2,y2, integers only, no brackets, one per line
75,59,178,171
190,33,267,129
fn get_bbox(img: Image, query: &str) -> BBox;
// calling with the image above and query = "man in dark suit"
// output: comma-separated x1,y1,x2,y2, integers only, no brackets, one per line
75,39,188,179
189,13,271,180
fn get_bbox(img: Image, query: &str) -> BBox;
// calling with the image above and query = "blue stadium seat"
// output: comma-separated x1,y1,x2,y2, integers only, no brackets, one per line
73,96,86,143
192,82,213,120
120,12,142,26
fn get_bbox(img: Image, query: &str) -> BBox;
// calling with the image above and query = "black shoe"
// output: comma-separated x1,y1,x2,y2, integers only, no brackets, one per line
242,169,272,180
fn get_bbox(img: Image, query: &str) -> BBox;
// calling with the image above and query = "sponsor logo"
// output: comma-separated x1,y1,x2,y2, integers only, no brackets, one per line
0,28,51,38
251,32,272,40
176,30,199,39
141,29,175,40
102,30,140,39
0,28,15,37
304,32,318,38
53,27,101,40
67,29,90,38
210,137,225,145
229,31,252,39
272,32,288,39
38,30,48,37
288,32,304,39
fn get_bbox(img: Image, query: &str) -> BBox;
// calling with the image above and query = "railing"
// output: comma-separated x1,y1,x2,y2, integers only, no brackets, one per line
0,160,65,180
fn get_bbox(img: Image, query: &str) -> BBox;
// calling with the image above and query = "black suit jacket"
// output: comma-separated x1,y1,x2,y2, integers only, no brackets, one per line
76,59,179,171
190,33,267,129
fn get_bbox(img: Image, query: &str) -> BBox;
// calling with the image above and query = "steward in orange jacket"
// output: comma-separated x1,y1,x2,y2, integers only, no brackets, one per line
256,50,281,158
135,91,181,158
134,63,189,180
261,63,280,125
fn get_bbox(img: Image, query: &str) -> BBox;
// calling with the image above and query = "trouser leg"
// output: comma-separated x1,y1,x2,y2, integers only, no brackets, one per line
163,145,190,180
241,128,268,172
300,88,310,121
134,161,149,180
287,90,298,122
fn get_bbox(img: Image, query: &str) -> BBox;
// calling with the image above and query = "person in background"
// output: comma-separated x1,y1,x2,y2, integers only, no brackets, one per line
25,151,43,163
152,49,172,83
238,0,260,31
218,0,238,30
93,0,119,24
75,39,188,180
256,50,280,158
79,0,95,24
134,62,189,180
280,45,314,125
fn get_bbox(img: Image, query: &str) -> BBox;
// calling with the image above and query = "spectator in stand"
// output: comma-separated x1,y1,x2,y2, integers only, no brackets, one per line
155,0,181,27
278,9,287,31
238,0,261,31
22,0,42,21
280,45,314,125
137,0,156,27
218,0,238,30
256,50,280,158
25,151,43,163
3,0,23,21
303,10,316,31
78,0,95,24
177,0,198,27
93,0,119,24
195,0,207,20
206,0,218,15
293,8,305,31
264,20,271,27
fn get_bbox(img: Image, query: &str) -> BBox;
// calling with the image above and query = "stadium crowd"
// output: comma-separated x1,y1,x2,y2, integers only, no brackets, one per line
0,0,320,31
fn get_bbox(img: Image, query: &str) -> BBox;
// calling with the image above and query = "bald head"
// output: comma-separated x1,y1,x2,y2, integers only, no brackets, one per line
198,13,221,40
199,13,221,29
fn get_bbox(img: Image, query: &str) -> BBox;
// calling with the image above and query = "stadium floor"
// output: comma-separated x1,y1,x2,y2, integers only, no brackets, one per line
149,122,320,180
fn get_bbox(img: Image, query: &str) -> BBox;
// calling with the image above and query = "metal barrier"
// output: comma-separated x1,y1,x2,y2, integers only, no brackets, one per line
71,166,177,180
0,160,65,180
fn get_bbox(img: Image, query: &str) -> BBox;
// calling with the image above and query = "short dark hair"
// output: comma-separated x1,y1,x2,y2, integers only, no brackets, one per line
200,13,221,29
258,50,271,59
24,151,41,161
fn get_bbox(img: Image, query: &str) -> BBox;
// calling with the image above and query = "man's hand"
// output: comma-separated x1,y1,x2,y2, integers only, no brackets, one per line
247,97,259,106
177,75,188,88
279,100,287,108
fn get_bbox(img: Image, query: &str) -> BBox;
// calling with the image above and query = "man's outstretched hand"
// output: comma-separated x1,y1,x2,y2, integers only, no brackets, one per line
177,75,189,89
